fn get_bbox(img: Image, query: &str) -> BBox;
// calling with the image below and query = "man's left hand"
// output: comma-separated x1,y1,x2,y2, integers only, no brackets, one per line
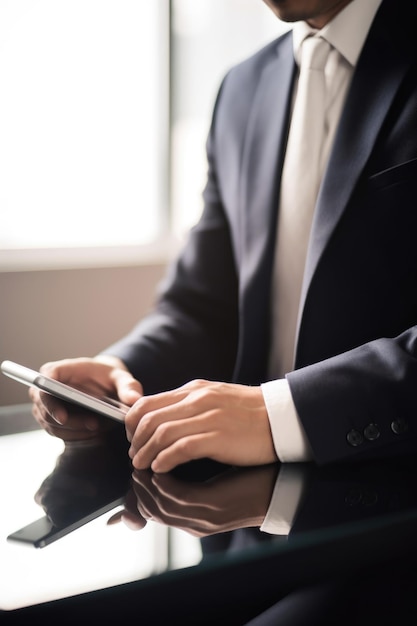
126,380,278,473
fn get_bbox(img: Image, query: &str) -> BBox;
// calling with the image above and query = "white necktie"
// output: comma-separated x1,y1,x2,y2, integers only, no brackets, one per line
269,36,332,379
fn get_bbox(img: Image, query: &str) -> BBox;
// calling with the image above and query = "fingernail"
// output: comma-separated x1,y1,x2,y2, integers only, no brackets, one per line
52,410,65,425
151,460,160,473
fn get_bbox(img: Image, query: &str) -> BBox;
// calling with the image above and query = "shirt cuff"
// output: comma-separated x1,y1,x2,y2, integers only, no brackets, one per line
260,464,309,535
261,378,313,462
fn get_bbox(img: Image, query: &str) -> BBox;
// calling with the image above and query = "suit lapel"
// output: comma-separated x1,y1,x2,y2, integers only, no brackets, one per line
235,34,295,384
296,2,415,349
239,36,295,278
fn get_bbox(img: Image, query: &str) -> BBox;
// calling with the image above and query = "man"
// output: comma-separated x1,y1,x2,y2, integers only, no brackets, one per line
32,0,417,474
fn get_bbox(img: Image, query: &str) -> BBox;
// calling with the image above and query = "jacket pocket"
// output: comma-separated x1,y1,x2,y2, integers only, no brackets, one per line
368,158,417,191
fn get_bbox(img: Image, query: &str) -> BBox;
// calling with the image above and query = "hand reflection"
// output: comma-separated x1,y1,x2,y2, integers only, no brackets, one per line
110,463,279,537
34,434,131,527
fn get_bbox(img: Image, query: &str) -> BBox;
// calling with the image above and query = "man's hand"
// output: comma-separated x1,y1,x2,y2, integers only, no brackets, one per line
108,464,279,537
126,379,278,473
30,356,142,441
130,464,278,536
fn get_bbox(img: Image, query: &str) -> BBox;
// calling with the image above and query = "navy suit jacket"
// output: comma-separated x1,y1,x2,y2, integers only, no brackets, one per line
106,0,417,465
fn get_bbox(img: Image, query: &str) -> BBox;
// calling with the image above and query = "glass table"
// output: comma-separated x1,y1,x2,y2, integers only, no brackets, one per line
1,405,417,624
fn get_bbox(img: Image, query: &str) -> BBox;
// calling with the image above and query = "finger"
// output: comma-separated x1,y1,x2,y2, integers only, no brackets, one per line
121,511,147,530
130,486,157,521
125,388,189,441
35,358,138,426
33,397,114,446
130,478,187,525
128,477,165,522
150,474,209,508
39,359,93,389
34,361,93,424
107,510,123,525
40,358,115,397
125,379,221,438
32,401,50,431
151,432,219,474
130,414,217,470
110,369,143,406
107,508,147,530
40,391,105,432
39,391,71,425
128,387,213,450
29,388,70,426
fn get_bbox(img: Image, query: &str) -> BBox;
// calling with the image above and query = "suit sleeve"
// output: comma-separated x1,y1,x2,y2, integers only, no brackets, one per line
287,329,417,464
102,90,240,395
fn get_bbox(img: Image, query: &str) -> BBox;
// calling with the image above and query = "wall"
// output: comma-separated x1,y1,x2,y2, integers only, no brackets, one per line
0,263,166,405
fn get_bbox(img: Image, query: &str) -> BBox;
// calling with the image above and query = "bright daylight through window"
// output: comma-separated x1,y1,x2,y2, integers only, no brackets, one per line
0,0,168,252
0,0,285,267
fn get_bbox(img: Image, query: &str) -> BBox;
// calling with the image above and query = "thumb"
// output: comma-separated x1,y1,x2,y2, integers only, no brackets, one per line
111,368,143,406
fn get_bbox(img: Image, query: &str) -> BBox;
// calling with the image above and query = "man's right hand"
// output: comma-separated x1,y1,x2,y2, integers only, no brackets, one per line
30,356,143,442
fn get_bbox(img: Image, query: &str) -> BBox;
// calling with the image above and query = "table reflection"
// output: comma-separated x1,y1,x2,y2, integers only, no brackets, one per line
3,412,417,616
115,454,417,554
0,427,200,612
8,433,131,547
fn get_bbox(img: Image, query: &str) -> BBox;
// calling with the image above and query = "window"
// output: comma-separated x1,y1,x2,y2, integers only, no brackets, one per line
170,0,288,235
0,0,169,253
0,0,287,268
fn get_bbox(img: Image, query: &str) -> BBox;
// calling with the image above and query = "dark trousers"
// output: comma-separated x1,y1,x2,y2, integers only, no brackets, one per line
244,561,417,626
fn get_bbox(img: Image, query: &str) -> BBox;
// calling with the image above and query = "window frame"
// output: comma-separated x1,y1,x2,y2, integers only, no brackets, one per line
0,0,173,272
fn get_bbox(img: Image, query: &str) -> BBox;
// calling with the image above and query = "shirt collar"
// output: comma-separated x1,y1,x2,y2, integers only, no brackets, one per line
292,0,383,67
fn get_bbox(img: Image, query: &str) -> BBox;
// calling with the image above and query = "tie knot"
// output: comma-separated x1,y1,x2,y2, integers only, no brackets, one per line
300,36,330,71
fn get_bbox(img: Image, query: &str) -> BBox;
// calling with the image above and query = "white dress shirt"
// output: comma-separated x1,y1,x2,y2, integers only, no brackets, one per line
261,0,383,464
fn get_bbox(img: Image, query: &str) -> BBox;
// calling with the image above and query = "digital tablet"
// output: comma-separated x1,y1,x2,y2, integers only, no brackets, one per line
1,360,128,423
7,496,125,548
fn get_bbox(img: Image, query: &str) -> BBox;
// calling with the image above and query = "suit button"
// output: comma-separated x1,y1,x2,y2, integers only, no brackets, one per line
347,429,364,447
364,423,380,441
391,418,408,435
345,489,362,506
361,490,378,506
